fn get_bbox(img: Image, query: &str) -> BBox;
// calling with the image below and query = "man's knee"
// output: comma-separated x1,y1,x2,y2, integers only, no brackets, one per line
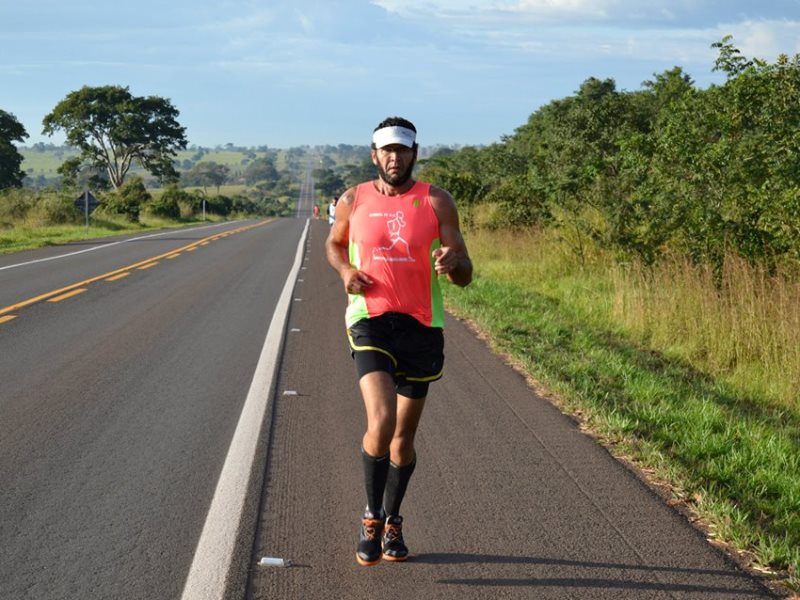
364,409,396,453
366,419,395,443
390,435,416,464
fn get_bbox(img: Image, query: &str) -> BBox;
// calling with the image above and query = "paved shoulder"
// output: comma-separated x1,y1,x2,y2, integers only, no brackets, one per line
246,220,773,600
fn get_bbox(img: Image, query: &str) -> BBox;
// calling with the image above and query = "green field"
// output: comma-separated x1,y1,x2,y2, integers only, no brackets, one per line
150,184,249,197
20,147,294,179
173,150,272,169
20,149,80,177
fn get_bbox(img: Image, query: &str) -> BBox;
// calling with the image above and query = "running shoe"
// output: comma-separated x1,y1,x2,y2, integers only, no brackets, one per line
356,508,385,566
382,515,408,561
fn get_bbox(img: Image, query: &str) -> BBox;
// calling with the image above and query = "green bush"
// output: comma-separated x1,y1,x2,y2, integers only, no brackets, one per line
205,194,232,216
30,192,80,225
0,188,79,226
0,188,36,222
144,184,182,219
98,176,150,222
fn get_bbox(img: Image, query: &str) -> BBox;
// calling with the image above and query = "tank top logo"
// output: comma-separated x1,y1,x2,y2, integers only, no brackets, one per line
370,210,415,263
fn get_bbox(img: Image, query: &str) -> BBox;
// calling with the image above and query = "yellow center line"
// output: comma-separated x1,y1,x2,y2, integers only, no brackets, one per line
0,315,17,324
138,262,159,270
48,288,88,303
105,273,130,282
166,254,181,259
0,219,274,317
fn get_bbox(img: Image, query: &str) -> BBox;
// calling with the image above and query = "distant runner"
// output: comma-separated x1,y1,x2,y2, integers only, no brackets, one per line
325,116,472,566
328,196,337,225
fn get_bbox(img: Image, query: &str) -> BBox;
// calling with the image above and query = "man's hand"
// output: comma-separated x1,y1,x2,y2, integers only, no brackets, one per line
343,268,374,294
432,246,460,275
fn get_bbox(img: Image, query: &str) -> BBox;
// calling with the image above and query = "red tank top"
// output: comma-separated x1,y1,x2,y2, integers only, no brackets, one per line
346,181,444,328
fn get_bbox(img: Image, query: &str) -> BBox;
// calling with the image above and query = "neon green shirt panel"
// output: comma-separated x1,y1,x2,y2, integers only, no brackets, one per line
345,241,369,327
429,238,444,328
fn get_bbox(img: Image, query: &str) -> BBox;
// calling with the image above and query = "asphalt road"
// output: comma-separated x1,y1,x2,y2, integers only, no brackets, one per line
0,207,778,600
245,219,776,600
0,217,306,600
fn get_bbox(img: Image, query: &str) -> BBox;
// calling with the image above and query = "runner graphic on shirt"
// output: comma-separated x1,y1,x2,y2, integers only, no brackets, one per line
372,211,415,262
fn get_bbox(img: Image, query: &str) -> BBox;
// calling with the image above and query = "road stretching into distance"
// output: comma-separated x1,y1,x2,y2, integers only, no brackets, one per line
0,171,776,599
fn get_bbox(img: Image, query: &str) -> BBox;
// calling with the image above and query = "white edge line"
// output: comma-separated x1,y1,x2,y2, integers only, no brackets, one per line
179,218,310,600
0,221,241,272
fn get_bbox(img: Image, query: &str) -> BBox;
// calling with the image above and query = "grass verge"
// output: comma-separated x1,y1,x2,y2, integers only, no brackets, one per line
0,216,224,255
442,228,799,595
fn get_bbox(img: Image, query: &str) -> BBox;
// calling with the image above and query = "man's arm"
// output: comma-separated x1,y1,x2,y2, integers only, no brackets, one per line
429,186,472,287
325,188,374,294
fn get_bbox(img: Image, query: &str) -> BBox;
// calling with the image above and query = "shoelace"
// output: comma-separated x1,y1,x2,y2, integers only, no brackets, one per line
362,519,382,541
384,523,403,542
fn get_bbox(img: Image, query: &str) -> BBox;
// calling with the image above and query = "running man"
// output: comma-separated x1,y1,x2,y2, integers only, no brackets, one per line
325,116,472,566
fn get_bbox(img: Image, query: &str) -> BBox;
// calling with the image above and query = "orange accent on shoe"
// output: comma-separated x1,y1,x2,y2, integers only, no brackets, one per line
355,552,382,566
382,521,408,561
356,517,385,566
382,552,408,562
362,519,382,539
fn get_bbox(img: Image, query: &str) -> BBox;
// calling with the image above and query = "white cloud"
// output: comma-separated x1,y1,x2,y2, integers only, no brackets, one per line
501,0,616,18
371,0,679,22
369,0,800,66
370,0,487,13
722,19,800,59
296,11,315,34
201,11,278,33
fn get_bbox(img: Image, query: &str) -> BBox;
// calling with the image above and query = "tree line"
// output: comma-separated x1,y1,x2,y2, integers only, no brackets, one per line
0,85,312,223
419,37,800,275
1,85,189,211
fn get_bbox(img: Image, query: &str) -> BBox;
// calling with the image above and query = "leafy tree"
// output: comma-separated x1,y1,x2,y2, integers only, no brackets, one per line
647,40,800,269
711,35,760,77
243,156,278,186
184,161,230,193
57,156,110,191
318,155,336,169
340,159,376,189
313,167,345,197
41,85,187,190
0,109,29,189
641,66,695,114
410,36,800,274
420,146,495,228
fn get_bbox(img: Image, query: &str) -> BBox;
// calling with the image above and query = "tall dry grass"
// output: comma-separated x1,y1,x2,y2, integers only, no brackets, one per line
464,227,800,410
612,254,800,408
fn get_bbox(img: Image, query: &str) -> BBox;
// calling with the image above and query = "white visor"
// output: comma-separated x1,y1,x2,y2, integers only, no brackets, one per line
372,125,416,148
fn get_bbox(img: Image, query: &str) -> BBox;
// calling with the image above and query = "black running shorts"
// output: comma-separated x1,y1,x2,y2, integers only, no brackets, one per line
347,312,444,399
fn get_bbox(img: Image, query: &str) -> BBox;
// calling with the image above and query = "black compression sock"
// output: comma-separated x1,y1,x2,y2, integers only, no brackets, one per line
383,456,417,517
361,448,390,516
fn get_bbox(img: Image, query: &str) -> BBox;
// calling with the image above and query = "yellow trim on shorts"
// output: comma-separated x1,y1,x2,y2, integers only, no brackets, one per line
347,329,398,367
403,369,444,382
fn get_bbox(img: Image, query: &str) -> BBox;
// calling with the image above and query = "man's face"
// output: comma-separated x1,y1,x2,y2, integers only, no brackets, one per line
372,144,416,187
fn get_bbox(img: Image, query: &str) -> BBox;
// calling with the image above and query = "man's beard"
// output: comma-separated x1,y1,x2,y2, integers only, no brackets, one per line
377,161,414,187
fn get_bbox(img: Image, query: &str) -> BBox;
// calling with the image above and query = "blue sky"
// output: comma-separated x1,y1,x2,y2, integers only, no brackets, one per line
1,1,799,149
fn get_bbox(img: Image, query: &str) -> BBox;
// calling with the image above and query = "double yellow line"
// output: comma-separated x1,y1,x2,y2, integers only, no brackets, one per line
0,220,273,323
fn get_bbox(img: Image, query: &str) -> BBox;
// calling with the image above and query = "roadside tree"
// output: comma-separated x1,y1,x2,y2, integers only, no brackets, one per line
243,156,278,186
185,161,230,194
0,109,29,189
42,85,187,190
